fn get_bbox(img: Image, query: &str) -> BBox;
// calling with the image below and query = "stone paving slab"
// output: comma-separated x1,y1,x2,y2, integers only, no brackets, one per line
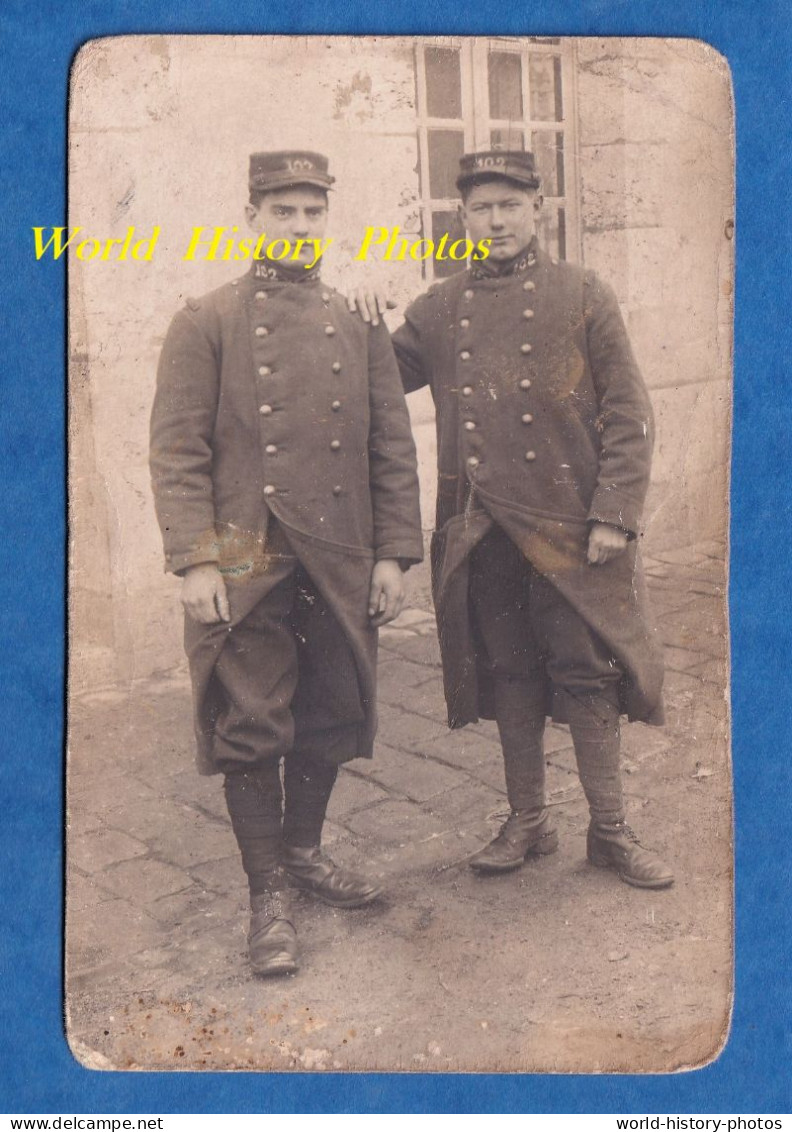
376,656,440,695
354,745,470,803
98,856,195,902
341,799,449,844
69,827,149,874
105,797,237,870
376,674,446,718
326,772,392,817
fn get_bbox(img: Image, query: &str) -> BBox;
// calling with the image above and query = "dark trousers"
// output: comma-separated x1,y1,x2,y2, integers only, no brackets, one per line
469,525,625,825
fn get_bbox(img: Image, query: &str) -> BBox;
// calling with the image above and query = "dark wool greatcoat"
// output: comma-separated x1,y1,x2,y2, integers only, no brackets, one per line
391,243,664,728
151,268,423,774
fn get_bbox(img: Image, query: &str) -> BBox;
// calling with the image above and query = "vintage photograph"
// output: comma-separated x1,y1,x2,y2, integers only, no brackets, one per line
67,35,733,1073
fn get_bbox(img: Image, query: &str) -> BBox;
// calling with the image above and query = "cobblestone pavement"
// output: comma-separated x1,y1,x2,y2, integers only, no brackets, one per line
66,540,731,1073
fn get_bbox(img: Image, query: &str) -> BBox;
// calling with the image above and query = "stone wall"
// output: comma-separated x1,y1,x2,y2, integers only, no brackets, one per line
68,36,733,689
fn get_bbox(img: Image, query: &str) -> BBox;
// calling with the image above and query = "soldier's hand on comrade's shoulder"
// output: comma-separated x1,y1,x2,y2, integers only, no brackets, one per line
181,563,231,624
345,287,396,327
587,522,629,566
368,558,406,627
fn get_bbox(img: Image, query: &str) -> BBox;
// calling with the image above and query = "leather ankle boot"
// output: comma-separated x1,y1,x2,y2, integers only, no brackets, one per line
469,809,558,874
248,886,299,977
282,845,383,908
587,821,674,889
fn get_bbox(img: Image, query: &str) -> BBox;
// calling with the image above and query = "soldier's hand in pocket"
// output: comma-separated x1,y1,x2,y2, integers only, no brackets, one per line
345,287,396,327
587,522,629,566
181,563,231,623
368,559,406,627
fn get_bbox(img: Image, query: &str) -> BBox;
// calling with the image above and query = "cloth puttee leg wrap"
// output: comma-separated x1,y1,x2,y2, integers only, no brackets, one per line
223,765,284,896
492,675,548,816
565,688,625,827
282,750,339,849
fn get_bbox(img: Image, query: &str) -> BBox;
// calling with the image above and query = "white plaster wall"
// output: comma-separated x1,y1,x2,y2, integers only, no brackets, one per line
69,37,733,688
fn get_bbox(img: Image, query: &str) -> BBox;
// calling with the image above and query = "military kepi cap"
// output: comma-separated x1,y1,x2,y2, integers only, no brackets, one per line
249,150,336,193
456,150,541,191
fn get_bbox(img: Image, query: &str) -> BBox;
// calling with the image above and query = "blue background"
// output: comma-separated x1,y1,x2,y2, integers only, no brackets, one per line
1,0,790,1114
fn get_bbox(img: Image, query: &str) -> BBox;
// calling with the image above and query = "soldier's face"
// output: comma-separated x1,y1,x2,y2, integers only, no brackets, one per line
460,182,542,261
246,186,329,264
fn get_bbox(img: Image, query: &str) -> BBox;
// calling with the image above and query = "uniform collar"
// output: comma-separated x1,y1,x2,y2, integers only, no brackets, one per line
471,235,538,280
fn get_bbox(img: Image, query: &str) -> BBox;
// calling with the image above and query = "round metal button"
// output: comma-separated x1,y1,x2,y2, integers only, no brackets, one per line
332,362,341,373
523,309,535,319
331,400,341,411
467,456,479,469
255,291,266,300
258,366,271,377
461,386,473,396
464,421,476,431
464,289,474,300
322,292,331,302
255,326,268,337
520,378,532,390
459,318,470,329
460,350,471,361
259,404,273,415
330,440,341,451
263,485,276,496
524,451,536,462
523,280,536,291
332,485,342,496
521,413,534,424
265,444,278,455
325,325,336,336
520,343,533,354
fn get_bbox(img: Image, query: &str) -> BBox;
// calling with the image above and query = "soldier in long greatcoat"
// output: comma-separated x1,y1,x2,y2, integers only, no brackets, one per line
150,151,423,977
384,150,673,889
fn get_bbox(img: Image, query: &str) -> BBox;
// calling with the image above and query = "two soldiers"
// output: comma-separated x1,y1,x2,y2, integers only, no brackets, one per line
150,146,672,981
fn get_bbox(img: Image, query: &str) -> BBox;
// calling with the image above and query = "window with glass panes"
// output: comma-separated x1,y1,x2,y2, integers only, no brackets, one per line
414,39,578,279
